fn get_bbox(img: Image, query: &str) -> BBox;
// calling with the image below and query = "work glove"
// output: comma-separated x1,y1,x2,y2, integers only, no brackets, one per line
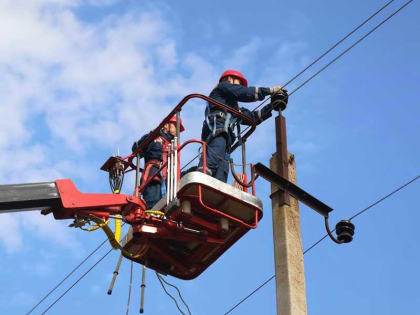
270,86,287,95
256,104,274,124
132,141,139,153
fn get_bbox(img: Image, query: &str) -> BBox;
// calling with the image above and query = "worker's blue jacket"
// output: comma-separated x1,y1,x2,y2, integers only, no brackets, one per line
132,131,173,162
132,131,173,209
202,81,273,143
143,131,173,163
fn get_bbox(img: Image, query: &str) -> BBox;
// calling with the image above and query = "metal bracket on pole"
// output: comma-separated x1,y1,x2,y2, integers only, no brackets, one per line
255,162,355,244
255,163,333,217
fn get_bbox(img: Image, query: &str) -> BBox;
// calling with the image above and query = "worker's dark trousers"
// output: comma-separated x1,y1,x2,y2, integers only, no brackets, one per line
142,166,162,209
143,183,161,209
199,135,229,183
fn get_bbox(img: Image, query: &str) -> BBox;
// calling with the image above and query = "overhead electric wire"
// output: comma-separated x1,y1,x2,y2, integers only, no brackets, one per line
244,0,413,133
288,0,412,97
28,1,414,313
282,0,396,90
26,238,108,314
181,0,400,171
223,173,420,314
41,247,114,314
348,174,420,221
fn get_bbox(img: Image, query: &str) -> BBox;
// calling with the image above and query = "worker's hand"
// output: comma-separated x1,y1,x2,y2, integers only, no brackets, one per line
270,86,287,95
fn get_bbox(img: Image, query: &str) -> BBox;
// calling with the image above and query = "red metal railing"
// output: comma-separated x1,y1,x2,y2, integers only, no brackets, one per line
135,139,208,197
121,94,257,171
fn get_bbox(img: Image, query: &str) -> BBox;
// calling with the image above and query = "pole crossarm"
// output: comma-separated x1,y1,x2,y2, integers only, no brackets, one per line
254,163,333,217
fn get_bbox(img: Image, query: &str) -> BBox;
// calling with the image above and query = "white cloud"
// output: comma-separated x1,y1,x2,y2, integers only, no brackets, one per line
0,1,308,258
223,37,263,71
0,1,221,254
20,212,82,250
0,214,22,251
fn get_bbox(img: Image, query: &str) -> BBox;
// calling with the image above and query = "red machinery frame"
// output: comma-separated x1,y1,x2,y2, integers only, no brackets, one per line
36,94,262,279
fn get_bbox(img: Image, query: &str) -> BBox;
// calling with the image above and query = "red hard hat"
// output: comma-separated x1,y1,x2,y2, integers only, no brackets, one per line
168,116,185,132
219,70,248,87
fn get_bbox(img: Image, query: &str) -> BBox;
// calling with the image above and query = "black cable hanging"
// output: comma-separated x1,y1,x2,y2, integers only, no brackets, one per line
156,272,189,315
158,274,192,315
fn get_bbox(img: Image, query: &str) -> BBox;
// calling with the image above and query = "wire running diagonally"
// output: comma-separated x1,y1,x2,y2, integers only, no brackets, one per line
178,0,401,173
28,2,413,314
26,238,108,315
242,0,412,136
288,0,413,97
280,0,396,91
223,173,420,314
41,248,114,314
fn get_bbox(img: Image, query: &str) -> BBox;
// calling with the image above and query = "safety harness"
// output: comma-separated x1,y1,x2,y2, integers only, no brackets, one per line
140,135,171,184
204,104,240,145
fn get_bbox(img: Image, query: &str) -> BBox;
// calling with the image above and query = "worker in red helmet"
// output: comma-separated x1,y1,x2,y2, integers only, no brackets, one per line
199,70,288,183
132,116,185,209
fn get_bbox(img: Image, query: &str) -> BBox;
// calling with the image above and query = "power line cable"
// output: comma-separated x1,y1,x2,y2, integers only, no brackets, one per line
185,0,412,175
30,2,414,311
41,248,114,314
223,274,275,315
281,0,396,91
223,173,420,314
243,0,413,134
349,174,420,221
288,0,412,97
26,238,108,314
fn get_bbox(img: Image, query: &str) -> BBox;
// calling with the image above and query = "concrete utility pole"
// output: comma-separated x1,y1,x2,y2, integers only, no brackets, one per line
270,111,307,315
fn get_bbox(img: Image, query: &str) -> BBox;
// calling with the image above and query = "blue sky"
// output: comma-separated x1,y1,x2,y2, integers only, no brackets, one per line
0,0,419,314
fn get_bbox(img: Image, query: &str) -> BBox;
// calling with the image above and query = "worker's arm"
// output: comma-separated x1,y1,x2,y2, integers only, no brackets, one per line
218,81,271,102
144,140,164,161
131,131,152,153
239,104,273,125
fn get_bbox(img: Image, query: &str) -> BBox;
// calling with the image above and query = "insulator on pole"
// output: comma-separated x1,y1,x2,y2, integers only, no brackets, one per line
335,220,355,243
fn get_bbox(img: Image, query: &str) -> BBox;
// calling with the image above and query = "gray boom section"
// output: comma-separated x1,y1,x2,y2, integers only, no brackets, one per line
0,182,61,213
